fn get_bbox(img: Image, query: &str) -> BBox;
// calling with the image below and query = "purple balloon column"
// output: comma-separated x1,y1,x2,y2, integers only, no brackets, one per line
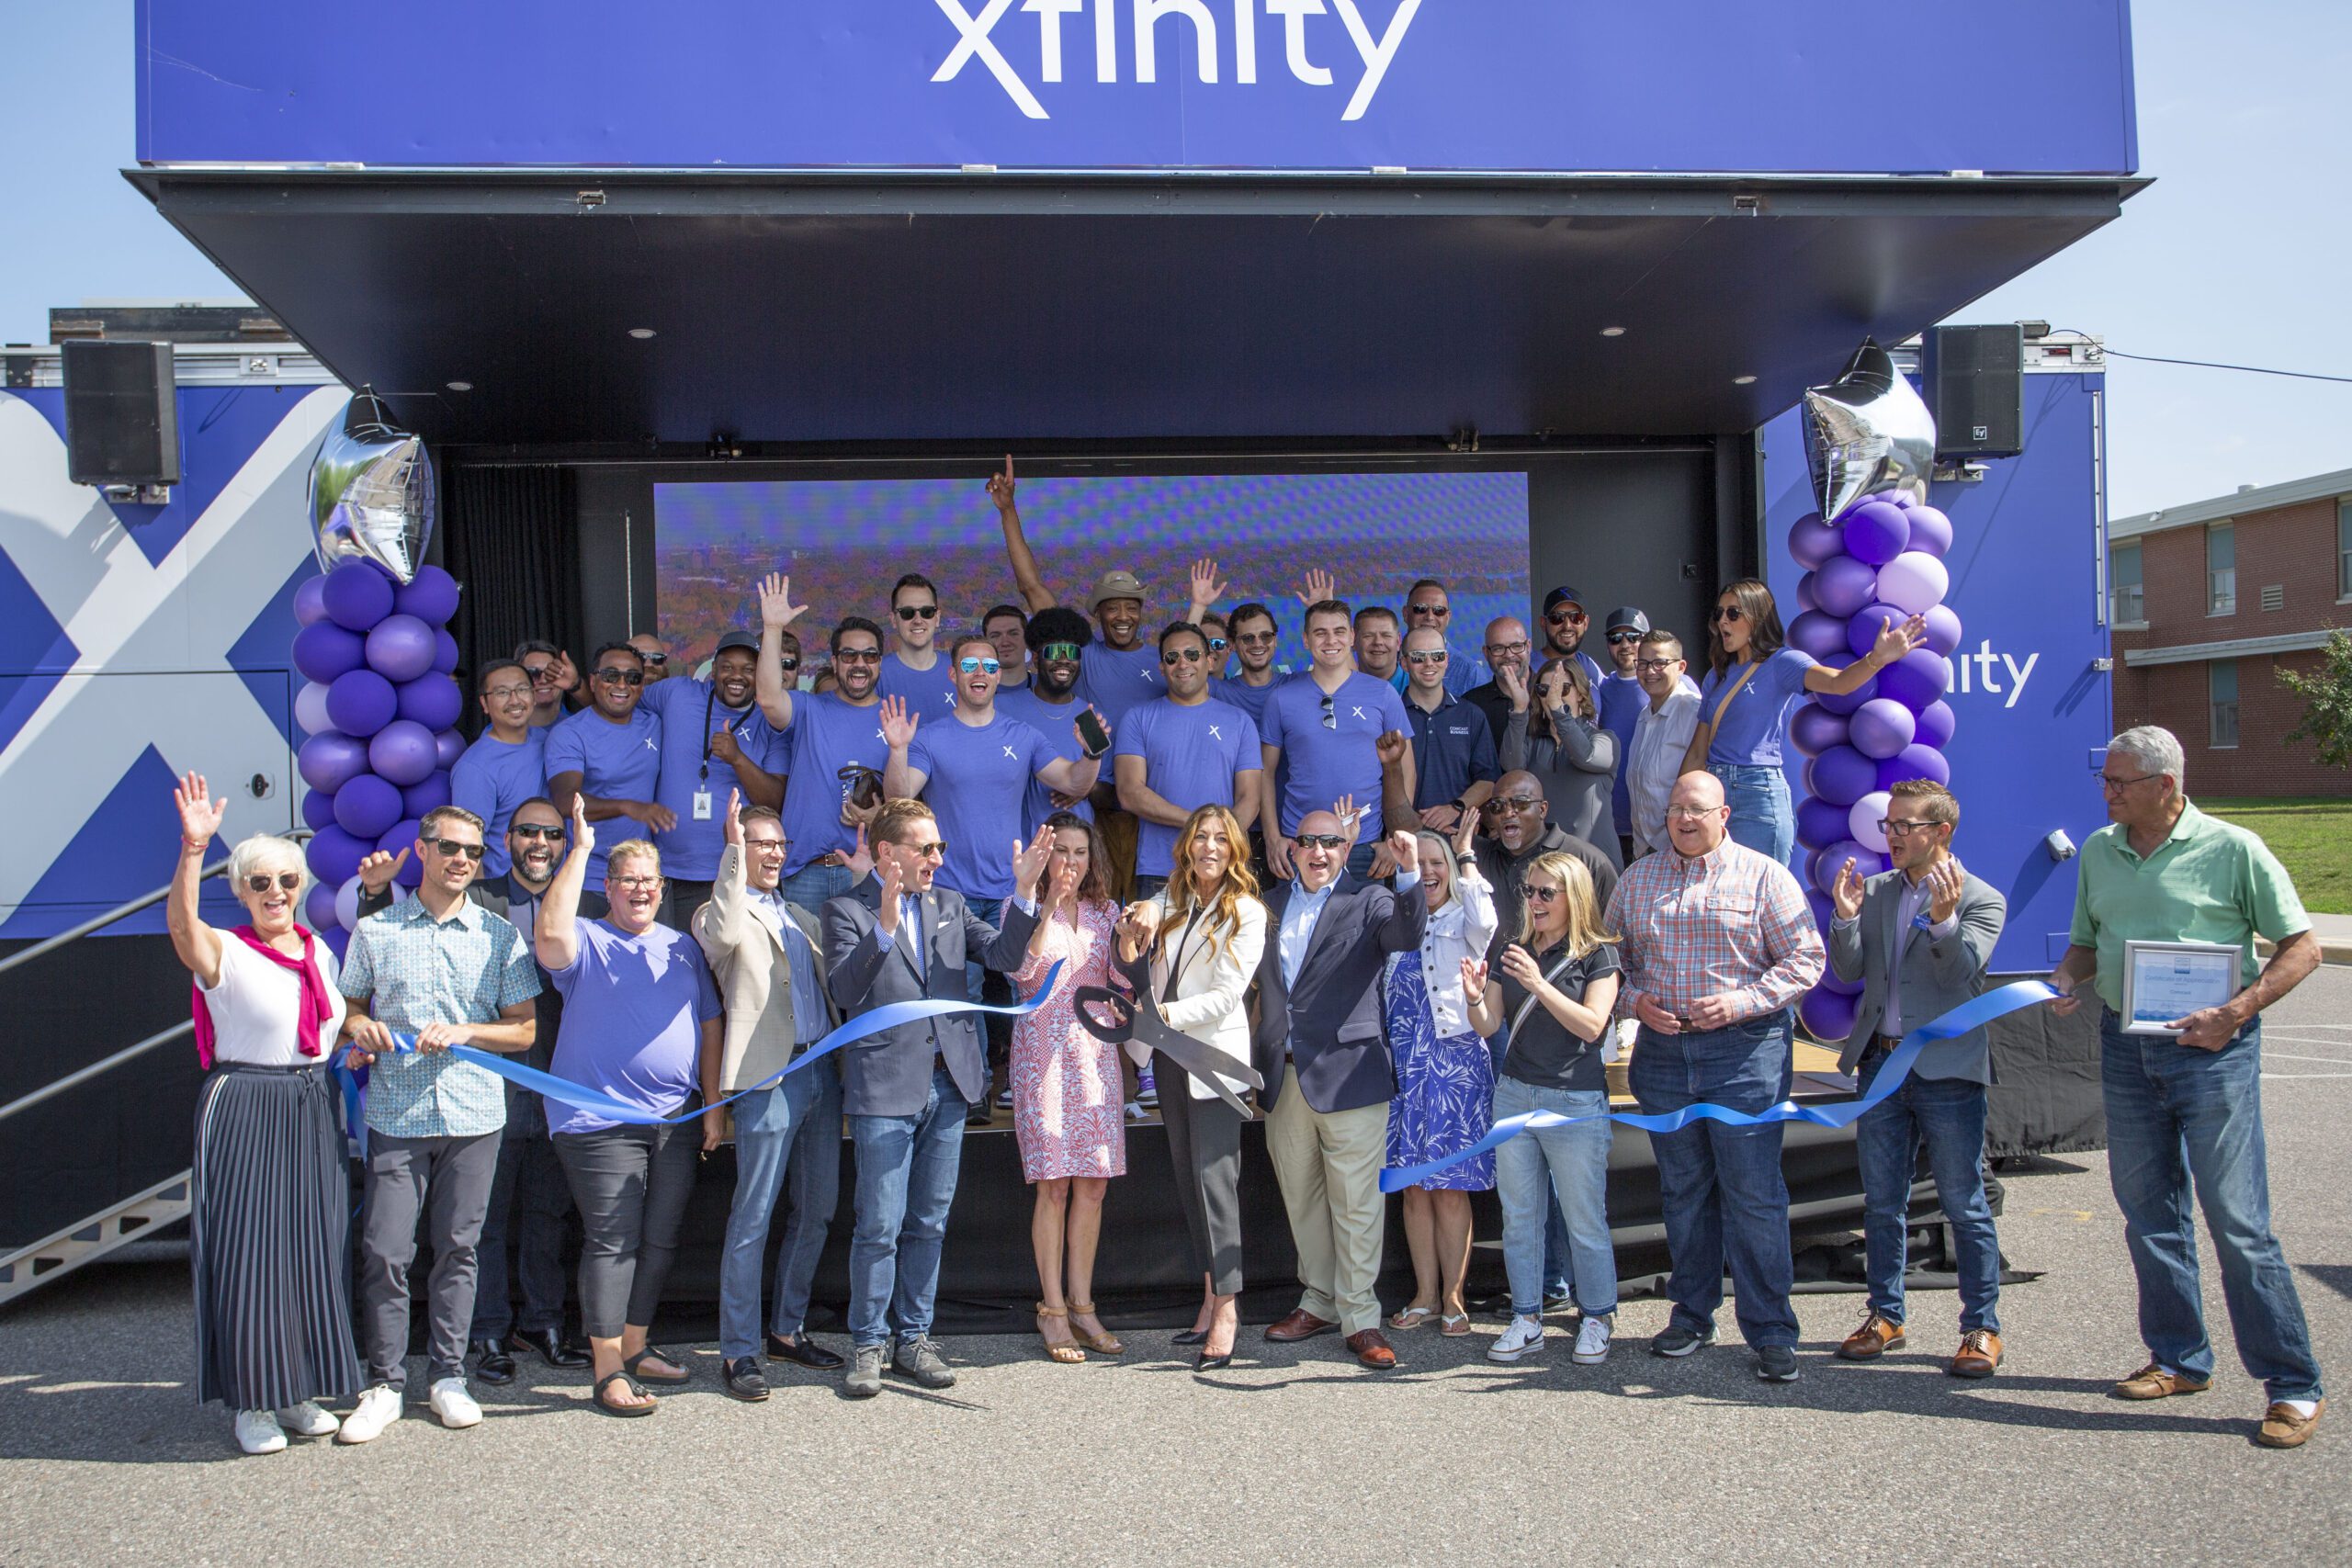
294,561,462,918
1781,498,1959,1042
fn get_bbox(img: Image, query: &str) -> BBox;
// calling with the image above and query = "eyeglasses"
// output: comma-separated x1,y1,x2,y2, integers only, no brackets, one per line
1318,694,1337,730
510,824,563,841
895,604,940,621
594,667,645,685
525,663,560,683
1664,804,1719,821
1606,630,1644,646
1634,658,1681,673
1039,641,1083,661
1490,795,1544,814
1520,884,1562,903
1485,639,1529,658
484,682,533,701
428,839,485,861
1405,650,1447,665
1406,603,1449,618
1293,833,1348,850
1879,818,1942,837
956,656,1003,674
744,836,790,853
2097,771,2158,795
1160,647,1204,665
1206,637,1228,653
245,872,302,893
1546,608,1587,625
610,874,662,890
1712,605,1746,624
775,656,801,673
833,647,881,663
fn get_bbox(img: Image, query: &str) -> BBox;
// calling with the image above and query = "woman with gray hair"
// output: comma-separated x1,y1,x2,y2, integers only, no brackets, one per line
166,773,359,1455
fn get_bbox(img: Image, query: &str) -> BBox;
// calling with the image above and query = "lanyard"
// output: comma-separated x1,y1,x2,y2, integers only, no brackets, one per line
699,684,757,783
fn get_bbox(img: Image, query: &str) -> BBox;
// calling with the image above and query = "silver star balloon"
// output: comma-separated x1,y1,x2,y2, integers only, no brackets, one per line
1802,339,1936,519
310,391,435,584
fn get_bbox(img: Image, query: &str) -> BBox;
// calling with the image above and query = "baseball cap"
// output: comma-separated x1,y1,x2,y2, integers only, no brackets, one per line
1603,606,1650,636
1542,586,1588,615
1088,570,1148,613
714,630,762,655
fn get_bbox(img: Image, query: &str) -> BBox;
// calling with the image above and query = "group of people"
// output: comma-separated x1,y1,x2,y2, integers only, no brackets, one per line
165,461,2326,1453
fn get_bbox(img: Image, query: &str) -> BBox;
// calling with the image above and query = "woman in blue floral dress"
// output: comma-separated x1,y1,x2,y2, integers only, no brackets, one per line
1384,817,1498,1336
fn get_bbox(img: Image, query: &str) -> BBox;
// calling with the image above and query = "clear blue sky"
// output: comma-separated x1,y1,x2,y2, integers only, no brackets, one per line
3,2,2345,517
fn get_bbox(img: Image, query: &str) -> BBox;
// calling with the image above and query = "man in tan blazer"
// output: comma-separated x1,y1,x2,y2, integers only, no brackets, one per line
694,794,848,1403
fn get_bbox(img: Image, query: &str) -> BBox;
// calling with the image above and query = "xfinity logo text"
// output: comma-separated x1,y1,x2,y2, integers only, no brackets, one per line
1946,638,2040,711
934,0,1422,121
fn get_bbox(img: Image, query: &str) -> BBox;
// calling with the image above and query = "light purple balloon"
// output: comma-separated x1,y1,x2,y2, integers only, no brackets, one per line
432,626,461,675
1814,554,1882,618
1842,501,1911,567
368,719,439,786
392,563,461,625
1920,603,1962,657
1794,570,1819,615
1848,791,1894,852
435,728,465,770
1800,986,1860,1043
1847,602,1909,659
293,574,329,627
1787,609,1851,661
322,560,395,632
1876,744,1951,791
1849,699,1917,760
325,669,398,738
1880,649,1952,714
1790,705,1849,757
401,771,452,818
378,820,426,888
395,672,463,732
1796,795,1851,851
1787,512,1841,570
293,680,334,737
292,621,368,685
1875,550,1951,616
334,874,364,932
1814,675,1879,716
1805,744,1877,807
365,614,439,684
332,773,403,839
297,731,370,794
1815,839,1883,897
1915,700,1957,750
1905,504,1953,558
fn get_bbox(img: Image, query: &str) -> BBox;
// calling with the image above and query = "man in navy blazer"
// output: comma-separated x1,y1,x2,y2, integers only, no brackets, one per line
822,798,1048,1397
1252,807,1428,1368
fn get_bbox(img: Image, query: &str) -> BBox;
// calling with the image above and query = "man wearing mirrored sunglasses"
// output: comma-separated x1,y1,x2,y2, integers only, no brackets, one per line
451,660,548,878
546,642,668,889
1403,579,1493,696
998,605,1104,830
879,573,959,717
629,632,673,684
1398,626,1498,837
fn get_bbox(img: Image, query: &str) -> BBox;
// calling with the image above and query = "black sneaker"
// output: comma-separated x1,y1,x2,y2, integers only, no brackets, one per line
843,1345,885,1399
723,1356,770,1402
1649,1322,1718,1358
766,1332,846,1371
1756,1345,1801,1382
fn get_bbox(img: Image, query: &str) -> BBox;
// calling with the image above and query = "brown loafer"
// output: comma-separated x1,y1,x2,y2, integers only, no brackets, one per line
2256,1398,2324,1450
2113,1362,2211,1401
1345,1328,1398,1370
1947,1329,2003,1379
1836,1313,1905,1361
1263,1309,1339,1343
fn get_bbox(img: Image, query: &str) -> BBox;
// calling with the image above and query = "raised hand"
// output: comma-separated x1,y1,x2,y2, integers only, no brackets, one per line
1046,849,1081,910
1459,957,1490,1006
844,823,876,885
1385,826,1419,869
1496,662,1528,713
756,571,806,631
722,789,743,848
174,772,229,846
357,847,410,896
1188,558,1227,608
1451,801,1480,860
1925,856,1965,926
1331,793,1364,844
1012,834,1054,899
571,792,595,860
1831,857,1866,922
986,454,1018,514
1374,729,1408,768
550,649,581,694
1293,568,1336,609
875,849,908,930
878,694,918,750
1871,613,1928,666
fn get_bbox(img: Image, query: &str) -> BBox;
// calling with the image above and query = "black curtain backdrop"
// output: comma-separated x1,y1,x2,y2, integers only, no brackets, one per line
443,464,583,735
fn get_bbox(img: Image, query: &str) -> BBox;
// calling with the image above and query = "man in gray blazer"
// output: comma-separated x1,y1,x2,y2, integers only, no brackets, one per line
820,798,1048,1398
1825,778,2008,1379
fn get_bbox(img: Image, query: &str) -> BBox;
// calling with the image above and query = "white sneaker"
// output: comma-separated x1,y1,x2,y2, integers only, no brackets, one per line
275,1400,340,1438
427,1376,482,1429
1573,1314,1615,1365
335,1383,402,1444
233,1408,287,1455
1487,1314,1546,1363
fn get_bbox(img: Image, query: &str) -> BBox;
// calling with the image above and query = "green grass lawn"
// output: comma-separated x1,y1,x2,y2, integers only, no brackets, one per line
2201,796,2352,915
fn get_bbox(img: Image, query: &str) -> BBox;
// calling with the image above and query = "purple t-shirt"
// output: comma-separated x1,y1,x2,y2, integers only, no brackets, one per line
543,706,663,883
878,650,959,717
1114,696,1262,877
641,676,786,882
1700,647,1817,768
449,730,545,878
1212,673,1288,729
996,684,1094,830
1260,671,1412,839
543,919,720,1136
908,709,1053,901
775,692,890,875
1075,636,1165,727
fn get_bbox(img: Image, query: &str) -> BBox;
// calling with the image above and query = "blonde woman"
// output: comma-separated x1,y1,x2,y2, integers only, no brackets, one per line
1384,814,1498,1336
1114,804,1267,1371
1464,851,1623,1367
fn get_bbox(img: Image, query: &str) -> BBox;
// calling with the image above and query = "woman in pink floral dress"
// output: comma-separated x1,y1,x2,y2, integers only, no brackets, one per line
1004,811,1126,1363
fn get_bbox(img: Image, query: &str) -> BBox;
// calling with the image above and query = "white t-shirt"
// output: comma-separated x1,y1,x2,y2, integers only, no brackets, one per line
197,935,347,1066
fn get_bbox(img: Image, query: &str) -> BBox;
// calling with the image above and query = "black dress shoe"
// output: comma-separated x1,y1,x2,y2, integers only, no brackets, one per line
509,1327,591,1370
723,1357,771,1402
766,1332,846,1371
470,1338,517,1385
1172,1327,1210,1347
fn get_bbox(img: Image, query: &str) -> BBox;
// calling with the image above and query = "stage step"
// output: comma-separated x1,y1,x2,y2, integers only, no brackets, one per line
0,1171,192,1307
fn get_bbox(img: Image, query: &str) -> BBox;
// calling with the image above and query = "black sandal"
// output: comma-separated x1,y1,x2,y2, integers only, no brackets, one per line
593,1371,657,1417
623,1347,691,1385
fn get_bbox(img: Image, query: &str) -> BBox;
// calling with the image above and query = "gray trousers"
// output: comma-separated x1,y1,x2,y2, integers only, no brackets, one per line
359,1129,503,1390
1155,1051,1245,1297
553,1121,698,1339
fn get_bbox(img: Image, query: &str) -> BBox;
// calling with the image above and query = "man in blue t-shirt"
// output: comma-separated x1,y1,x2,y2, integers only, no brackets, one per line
996,605,1107,832
877,573,959,718
1114,622,1263,898
642,628,788,925
751,574,891,911
1596,605,1698,863
1212,600,1291,728
1261,598,1415,883
544,642,665,886
451,660,548,878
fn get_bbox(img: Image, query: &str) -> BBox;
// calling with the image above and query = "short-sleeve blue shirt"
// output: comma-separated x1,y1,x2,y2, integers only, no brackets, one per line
1595,671,1646,835
909,710,1054,901
1212,673,1288,729
640,676,785,882
450,730,546,878
1260,671,1412,839
1114,695,1263,877
543,706,663,883
996,684,1094,831
878,651,959,717
1700,647,1817,768
544,919,721,1136
1076,636,1166,727
1400,688,1498,812
775,692,890,876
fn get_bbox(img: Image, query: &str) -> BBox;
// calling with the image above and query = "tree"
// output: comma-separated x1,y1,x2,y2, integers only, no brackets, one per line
2278,627,2352,770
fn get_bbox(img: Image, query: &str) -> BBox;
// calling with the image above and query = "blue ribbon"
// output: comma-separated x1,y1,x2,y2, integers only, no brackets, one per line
1379,979,2056,1192
338,959,1063,1139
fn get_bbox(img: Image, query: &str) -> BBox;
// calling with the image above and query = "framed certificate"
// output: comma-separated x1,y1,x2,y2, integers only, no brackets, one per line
2120,940,2243,1035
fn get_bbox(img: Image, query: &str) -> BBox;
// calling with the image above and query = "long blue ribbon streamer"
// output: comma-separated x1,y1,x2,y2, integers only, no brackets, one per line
339,959,1063,1139
1379,979,2056,1192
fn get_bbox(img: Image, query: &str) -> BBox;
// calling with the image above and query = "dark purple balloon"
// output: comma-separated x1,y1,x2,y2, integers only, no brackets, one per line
306,825,370,886
332,773,403,839
394,672,463,732
378,820,427,887
1915,700,1957,750
365,614,439,683
1804,744,1877,807
1800,986,1860,1044
1795,795,1851,850
1904,504,1953,558
368,720,439,786
324,669,398,738
1818,962,1865,998
1815,839,1883,897
293,574,330,627
321,924,352,962
1920,603,1962,657
1805,888,1837,933
298,731,370,794
1813,554,1881,618
434,728,466,770
392,563,461,625
1786,512,1841,569
1849,698,1917,760
303,881,341,932
1794,570,1818,615
1814,675,1879,716
1786,609,1850,661
1879,649,1952,713
322,560,396,632
1846,602,1909,659
1790,705,1849,758
292,620,368,685
432,626,461,675
1842,501,1911,567
401,770,452,818
1875,744,1952,791
300,785,338,834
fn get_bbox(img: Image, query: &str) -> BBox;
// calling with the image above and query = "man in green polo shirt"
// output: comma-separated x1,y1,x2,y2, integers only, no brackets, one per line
2047,726,2324,1449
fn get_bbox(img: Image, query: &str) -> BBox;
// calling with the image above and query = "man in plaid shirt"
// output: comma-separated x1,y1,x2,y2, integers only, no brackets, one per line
1604,771,1823,1382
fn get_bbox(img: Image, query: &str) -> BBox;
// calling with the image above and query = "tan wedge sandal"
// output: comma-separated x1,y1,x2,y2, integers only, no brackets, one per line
1068,1302,1125,1356
1035,1303,1087,1364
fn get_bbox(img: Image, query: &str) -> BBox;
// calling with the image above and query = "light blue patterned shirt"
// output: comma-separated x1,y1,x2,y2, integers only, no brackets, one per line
338,894,541,1139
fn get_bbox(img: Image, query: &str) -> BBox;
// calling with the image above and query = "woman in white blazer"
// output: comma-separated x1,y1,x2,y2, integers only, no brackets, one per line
1116,803,1267,1371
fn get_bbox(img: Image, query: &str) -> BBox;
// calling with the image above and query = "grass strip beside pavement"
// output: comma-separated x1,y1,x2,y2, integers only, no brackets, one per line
2200,796,2352,915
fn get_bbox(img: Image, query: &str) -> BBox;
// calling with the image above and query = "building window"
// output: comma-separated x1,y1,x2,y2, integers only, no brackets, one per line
2110,541,2143,624
2339,498,2350,600
2207,523,2235,615
2209,660,2239,749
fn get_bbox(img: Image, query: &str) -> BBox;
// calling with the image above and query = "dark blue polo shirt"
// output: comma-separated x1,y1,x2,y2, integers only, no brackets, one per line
1403,687,1499,811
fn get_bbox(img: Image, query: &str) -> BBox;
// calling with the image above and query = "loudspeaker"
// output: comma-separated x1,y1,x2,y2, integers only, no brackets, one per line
1923,324,2024,459
62,340,180,486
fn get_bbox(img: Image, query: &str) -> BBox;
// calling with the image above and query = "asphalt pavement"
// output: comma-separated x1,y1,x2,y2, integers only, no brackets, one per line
4,970,2348,1566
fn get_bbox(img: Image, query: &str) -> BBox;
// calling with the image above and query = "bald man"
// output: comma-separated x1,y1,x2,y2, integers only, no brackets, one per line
1471,770,1618,959
1603,772,1824,1382
1464,615,1532,750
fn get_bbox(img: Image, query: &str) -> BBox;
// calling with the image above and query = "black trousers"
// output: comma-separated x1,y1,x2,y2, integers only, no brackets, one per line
553,1120,698,1338
1155,1050,1245,1296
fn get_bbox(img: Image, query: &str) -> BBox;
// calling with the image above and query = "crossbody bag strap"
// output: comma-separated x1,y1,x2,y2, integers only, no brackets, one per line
1502,948,1585,1062
1705,658,1767,735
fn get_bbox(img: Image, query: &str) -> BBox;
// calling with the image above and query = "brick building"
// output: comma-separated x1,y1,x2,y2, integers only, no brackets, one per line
2108,468,2352,795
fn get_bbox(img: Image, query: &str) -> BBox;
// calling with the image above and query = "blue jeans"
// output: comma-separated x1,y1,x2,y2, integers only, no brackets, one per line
1711,762,1793,870
1345,841,1382,882
781,861,854,911
1543,1195,1573,1298
1629,1011,1799,1348
1493,1077,1616,1318
2099,1010,2323,1401
1854,1049,1999,1333
717,1058,844,1359
846,1063,968,1348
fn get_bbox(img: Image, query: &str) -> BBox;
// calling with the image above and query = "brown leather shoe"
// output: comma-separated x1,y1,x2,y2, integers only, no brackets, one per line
2256,1397,2324,1450
1263,1309,1339,1343
1345,1329,1398,1370
1836,1313,1905,1361
1947,1329,2003,1379
2113,1362,2211,1401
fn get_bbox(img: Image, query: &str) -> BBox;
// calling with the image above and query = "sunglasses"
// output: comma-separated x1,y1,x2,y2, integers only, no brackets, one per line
638,651,669,667
1521,884,1563,903
895,604,940,621
1405,649,1447,665
245,872,302,893
1293,833,1348,850
1318,694,1337,730
594,667,645,685
428,839,485,861
1161,647,1204,665
1406,604,1449,617
483,682,533,701
525,663,560,682
833,647,881,663
1490,796,1544,814
510,824,564,841
901,840,948,858
956,656,1002,674
1206,637,1228,653
1606,630,1644,645
1038,641,1083,661
775,656,801,673
1713,605,1746,624
1235,631,1279,647
1546,608,1587,624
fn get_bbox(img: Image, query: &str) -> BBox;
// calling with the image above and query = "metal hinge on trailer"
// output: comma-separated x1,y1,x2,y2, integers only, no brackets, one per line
0,1170,192,1306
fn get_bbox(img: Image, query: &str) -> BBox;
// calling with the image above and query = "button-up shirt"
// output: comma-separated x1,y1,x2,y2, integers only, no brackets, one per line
754,887,830,1044
1402,687,1500,812
1411,862,1498,1038
338,894,540,1138
1628,689,1702,855
1277,878,1341,991
1833,873,1957,1037
1604,839,1823,1021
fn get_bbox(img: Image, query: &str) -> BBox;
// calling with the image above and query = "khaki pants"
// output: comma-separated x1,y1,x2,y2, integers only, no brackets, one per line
1265,1065,1389,1336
